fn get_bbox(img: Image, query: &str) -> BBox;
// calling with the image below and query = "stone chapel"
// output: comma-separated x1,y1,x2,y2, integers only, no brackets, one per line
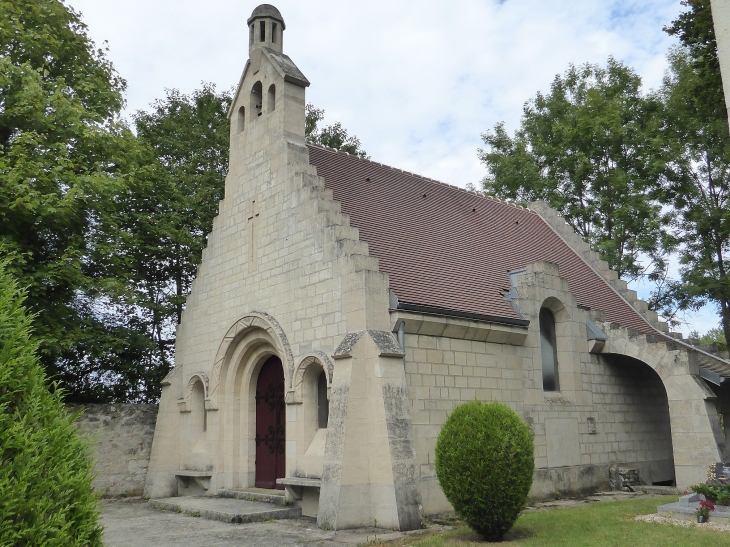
145,4,730,531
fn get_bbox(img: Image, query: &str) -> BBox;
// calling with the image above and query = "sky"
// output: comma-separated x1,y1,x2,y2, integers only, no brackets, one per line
65,0,721,336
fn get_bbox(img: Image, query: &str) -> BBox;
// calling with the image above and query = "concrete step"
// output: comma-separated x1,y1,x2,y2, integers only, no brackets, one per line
149,496,300,524
635,485,681,496
217,488,287,506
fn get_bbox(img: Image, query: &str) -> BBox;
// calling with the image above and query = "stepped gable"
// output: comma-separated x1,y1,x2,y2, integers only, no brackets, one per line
307,144,653,335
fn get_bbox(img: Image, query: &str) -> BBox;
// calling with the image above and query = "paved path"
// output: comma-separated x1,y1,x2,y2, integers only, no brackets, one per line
101,499,407,547
101,490,674,546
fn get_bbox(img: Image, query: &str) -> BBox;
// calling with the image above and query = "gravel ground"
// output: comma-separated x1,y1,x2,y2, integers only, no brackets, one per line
635,513,730,533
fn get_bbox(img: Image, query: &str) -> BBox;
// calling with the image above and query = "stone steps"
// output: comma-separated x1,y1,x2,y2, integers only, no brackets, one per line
149,496,300,524
217,488,288,506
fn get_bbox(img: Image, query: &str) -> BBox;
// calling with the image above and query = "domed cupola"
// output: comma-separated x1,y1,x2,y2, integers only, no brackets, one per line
248,4,285,54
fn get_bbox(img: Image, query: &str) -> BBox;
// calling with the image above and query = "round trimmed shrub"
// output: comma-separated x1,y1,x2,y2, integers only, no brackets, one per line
435,400,534,541
0,262,102,546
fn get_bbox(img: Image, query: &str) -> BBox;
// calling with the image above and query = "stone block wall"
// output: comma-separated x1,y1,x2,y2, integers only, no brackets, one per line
404,334,531,513
585,354,674,483
70,404,158,497
403,327,676,512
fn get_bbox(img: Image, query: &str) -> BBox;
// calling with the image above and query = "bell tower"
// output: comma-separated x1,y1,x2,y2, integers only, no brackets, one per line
248,4,285,55
228,5,309,160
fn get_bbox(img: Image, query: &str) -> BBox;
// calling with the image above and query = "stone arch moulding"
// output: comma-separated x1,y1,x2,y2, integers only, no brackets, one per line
287,351,334,404
208,311,294,409
177,372,209,413
540,295,567,318
601,328,727,485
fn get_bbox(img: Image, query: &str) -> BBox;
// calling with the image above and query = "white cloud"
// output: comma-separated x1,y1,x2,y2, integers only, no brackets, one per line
68,0,683,185
68,0,720,334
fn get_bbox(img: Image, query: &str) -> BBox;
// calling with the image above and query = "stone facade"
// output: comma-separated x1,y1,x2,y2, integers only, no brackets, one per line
145,4,730,531
71,404,158,497
712,0,730,129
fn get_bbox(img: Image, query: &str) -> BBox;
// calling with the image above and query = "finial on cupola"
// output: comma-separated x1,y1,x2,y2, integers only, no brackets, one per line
248,4,285,55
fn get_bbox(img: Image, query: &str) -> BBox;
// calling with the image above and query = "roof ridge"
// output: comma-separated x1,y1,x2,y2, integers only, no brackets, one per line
305,143,535,214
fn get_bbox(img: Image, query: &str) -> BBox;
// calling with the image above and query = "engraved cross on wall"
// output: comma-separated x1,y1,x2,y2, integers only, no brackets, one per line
248,199,259,269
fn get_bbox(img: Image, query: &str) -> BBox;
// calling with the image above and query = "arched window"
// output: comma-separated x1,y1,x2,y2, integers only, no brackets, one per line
250,81,262,119
317,370,329,428
237,106,245,133
267,84,276,113
539,307,559,391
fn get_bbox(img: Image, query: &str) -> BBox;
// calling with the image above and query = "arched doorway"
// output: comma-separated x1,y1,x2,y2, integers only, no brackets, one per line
601,354,675,485
255,355,286,489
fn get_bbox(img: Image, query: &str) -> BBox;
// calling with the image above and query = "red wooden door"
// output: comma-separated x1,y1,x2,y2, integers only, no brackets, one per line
255,356,286,489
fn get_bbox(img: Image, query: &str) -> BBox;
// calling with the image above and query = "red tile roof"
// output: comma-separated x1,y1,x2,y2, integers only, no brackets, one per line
307,144,653,334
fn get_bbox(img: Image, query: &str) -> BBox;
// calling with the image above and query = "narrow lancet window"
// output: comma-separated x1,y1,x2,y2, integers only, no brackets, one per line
259,20,266,42
237,106,245,133
267,84,276,113
271,22,278,43
317,370,329,429
539,307,559,391
249,24,254,46
250,81,263,119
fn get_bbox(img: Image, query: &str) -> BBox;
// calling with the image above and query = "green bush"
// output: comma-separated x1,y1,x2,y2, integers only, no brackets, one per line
0,262,102,546
691,483,730,505
435,400,534,541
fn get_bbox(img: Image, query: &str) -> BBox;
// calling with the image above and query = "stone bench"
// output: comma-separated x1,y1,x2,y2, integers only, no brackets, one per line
276,477,322,488
172,470,212,492
276,477,322,518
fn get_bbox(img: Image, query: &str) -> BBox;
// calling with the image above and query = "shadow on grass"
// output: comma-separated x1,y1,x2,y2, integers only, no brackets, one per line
426,524,537,545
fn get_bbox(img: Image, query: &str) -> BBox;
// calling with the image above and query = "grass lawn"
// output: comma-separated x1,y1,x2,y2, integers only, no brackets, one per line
378,496,728,546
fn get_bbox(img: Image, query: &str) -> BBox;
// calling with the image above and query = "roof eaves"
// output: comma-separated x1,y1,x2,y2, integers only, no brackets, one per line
392,300,530,328
262,47,310,87
227,59,251,119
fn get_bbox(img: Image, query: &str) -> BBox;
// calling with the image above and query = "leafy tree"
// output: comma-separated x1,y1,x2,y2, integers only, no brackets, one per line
665,0,722,113
305,103,368,158
0,259,102,545
703,327,727,352
690,327,728,352
0,0,145,400
661,1,730,344
119,84,232,388
479,58,669,285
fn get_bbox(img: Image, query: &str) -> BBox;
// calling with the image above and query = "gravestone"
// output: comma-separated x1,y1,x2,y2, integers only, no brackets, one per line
707,462,730,483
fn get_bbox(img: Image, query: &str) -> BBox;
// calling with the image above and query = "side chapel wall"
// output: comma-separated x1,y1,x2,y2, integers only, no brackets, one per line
403,261,676,514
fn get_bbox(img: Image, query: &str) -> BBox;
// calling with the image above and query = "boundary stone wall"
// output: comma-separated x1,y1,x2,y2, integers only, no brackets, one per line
69,404,158,497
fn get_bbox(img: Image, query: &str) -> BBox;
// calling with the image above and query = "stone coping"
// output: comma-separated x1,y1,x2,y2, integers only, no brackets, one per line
390,311,528,345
